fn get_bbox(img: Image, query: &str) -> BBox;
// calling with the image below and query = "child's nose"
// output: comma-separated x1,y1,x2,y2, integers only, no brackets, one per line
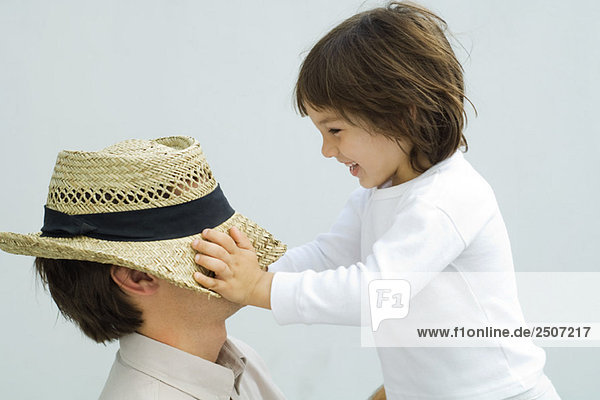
321,138,337,158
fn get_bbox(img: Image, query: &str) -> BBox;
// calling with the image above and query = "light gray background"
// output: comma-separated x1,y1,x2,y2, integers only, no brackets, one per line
1,0,598,399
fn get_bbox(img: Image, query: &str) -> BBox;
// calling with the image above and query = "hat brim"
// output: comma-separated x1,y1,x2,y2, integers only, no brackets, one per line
0,212,286,297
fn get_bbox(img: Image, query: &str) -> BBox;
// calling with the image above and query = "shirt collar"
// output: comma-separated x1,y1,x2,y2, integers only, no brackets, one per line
215,339,247,395
118,332,248,400
372,149,465,198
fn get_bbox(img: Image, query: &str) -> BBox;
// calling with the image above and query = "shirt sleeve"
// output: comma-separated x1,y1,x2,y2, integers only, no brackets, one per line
270,198,467,326
268,187,367,273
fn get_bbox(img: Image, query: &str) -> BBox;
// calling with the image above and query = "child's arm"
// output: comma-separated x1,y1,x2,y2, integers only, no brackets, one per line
272,200,466,325
193,199,466,325
192,187,367,305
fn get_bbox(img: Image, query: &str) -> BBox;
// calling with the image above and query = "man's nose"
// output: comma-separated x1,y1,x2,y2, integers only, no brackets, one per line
321,137,337,158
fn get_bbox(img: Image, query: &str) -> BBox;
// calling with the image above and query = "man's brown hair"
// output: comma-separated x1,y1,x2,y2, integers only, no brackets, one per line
34,258,143,343
295,1,475,172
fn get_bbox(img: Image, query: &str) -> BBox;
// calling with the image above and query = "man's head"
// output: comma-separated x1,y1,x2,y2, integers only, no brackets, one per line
34,257,242,344
1,136,284,343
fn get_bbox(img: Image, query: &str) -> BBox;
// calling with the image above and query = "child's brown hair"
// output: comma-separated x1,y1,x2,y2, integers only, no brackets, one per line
295,1,474,172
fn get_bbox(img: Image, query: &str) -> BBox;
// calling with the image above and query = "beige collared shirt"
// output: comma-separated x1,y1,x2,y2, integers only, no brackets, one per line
98,333,286,400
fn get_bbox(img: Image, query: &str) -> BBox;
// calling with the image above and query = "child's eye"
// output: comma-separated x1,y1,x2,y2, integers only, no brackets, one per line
328,128,341,135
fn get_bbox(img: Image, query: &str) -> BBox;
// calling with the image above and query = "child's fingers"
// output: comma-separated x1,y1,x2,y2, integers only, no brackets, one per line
229,226,254,251
193,271,223,291
191,238,230,261
200,229,238,254
194,253,232,279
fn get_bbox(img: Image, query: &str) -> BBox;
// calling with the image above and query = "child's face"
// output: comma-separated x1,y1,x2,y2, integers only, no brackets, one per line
306,106,419,188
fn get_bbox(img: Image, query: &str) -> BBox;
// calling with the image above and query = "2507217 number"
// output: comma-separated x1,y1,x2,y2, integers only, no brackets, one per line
532,326,591,338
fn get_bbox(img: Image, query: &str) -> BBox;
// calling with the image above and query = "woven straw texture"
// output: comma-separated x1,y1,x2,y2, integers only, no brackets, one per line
0,136,286,296
47,136,217,214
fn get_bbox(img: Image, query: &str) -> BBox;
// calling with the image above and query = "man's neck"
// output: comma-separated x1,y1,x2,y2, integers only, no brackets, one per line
138,319,228,363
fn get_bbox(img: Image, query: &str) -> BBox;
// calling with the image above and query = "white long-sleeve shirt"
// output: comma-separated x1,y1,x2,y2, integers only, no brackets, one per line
268,150,550,399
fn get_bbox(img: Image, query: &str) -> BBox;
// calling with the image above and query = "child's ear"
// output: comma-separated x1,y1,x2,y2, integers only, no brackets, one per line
110,265,159,296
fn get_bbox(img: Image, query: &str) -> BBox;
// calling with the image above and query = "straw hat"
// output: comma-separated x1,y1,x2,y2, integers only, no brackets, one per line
0,136,286,297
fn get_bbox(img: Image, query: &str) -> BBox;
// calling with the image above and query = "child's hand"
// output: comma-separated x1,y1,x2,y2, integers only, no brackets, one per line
191,226,273,308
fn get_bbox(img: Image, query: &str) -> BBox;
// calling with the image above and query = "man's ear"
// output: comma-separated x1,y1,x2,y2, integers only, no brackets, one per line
110,265,159,296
